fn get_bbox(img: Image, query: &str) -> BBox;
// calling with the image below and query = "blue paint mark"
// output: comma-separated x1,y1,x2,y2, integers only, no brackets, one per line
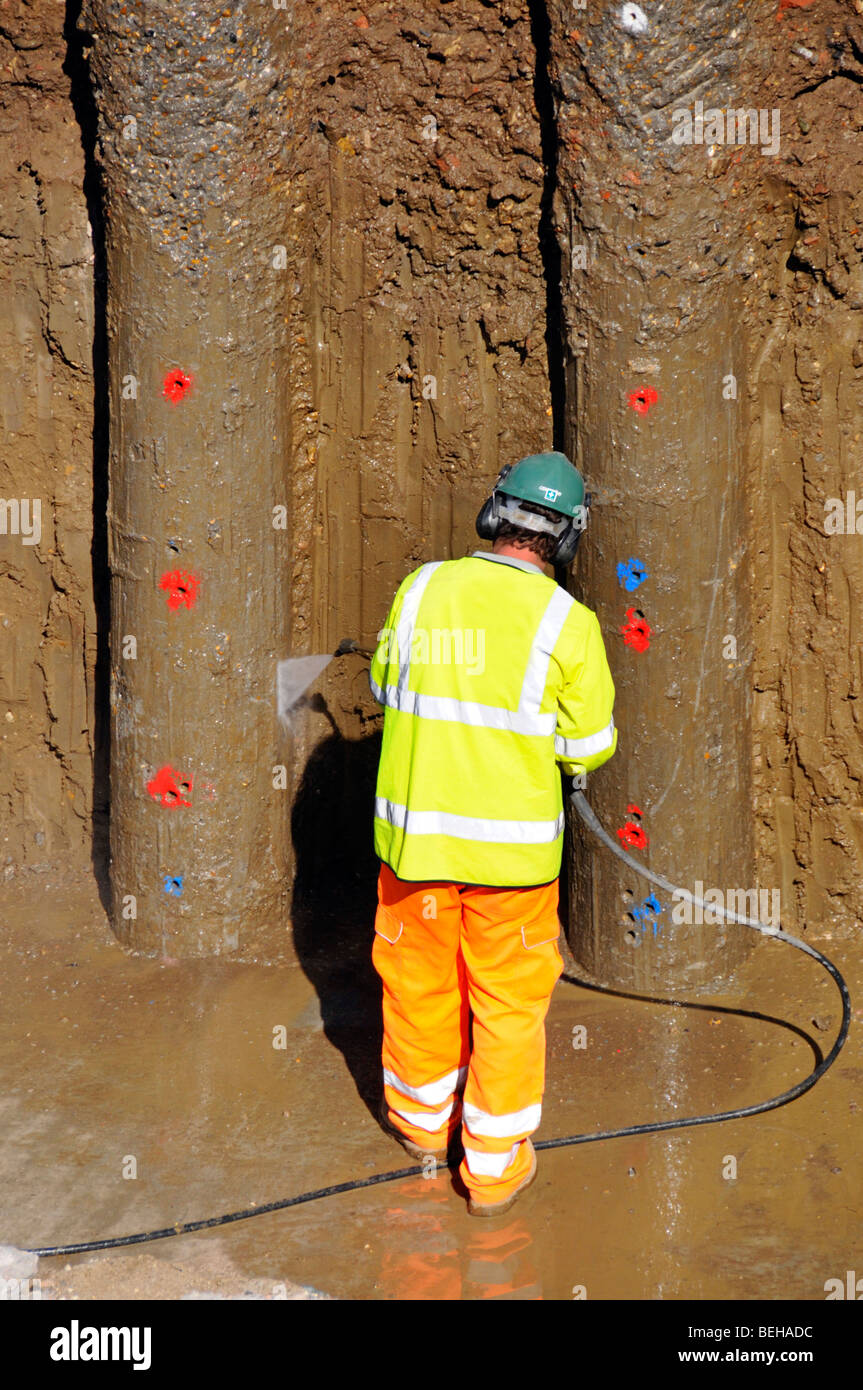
616,557,648,592
631,894,663,936
163,875,184,896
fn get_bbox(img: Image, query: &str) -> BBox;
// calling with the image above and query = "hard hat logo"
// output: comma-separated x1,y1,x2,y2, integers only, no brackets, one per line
540,487,562,502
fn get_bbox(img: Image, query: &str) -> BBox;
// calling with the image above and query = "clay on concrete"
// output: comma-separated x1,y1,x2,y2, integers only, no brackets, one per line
1,0,862,969
80,0,295,955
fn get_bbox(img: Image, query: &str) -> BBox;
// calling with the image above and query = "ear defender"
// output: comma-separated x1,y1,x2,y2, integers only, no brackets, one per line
552,523,580,567
552,493,591,566
475,493,499,541
475,464,513,541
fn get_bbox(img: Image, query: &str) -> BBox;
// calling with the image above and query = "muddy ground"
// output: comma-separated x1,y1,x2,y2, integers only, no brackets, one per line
0,877,857,1301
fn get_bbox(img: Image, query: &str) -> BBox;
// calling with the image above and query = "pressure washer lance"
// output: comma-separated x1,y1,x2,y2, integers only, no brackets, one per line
277,638,376,726
26,782,851,1258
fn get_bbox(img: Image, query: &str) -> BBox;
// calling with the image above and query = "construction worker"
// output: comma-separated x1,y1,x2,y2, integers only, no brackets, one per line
368,451,617,1216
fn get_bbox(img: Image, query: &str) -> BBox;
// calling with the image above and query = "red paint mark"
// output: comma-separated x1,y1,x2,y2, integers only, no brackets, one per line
159,569,201,612
621,607,651,652
626,803,643,818
162,368,193,403
146,765,193,808
628,385,659,415
618,821,649,850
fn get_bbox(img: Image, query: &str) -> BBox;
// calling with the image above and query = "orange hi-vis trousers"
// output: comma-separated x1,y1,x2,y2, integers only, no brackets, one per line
372,862,564,1207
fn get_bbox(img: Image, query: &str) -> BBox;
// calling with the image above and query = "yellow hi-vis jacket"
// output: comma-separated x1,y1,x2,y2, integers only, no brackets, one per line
369,550,618,886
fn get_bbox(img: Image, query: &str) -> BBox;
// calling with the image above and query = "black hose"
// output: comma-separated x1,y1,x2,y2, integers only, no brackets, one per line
27,790,851,1258
539,791,851,1148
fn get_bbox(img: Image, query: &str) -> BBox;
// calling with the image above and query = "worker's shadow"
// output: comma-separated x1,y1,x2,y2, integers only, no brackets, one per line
290,718,384,1118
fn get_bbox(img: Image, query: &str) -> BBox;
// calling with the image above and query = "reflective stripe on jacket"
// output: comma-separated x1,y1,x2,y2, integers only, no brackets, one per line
369,551,617,886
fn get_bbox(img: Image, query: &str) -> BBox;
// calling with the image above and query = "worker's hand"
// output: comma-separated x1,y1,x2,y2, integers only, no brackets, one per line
560,768,588,790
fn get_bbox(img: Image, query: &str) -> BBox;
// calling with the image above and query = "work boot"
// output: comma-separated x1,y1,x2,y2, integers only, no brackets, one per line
378,1098,450,1166
467,1140,537,1217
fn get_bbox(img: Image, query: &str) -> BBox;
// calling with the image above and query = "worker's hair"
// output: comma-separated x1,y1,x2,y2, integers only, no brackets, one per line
496,501,563,565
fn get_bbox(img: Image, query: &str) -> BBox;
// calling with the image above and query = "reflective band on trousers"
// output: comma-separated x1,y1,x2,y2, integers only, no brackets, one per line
375,799,564,845
464,1143,520,1178
391,1100,455,1133
383,1064,468,1107
554,717,616,760
373,561,575,735
463,1100,542,1138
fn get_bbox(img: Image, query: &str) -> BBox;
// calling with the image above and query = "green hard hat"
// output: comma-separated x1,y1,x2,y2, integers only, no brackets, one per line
495,451,585,519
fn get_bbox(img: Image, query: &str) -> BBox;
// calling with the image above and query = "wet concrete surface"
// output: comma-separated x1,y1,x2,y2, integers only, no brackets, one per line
0,876,859,1301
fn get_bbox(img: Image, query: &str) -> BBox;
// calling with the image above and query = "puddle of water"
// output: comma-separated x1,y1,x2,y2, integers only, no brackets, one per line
0,880,857,1300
